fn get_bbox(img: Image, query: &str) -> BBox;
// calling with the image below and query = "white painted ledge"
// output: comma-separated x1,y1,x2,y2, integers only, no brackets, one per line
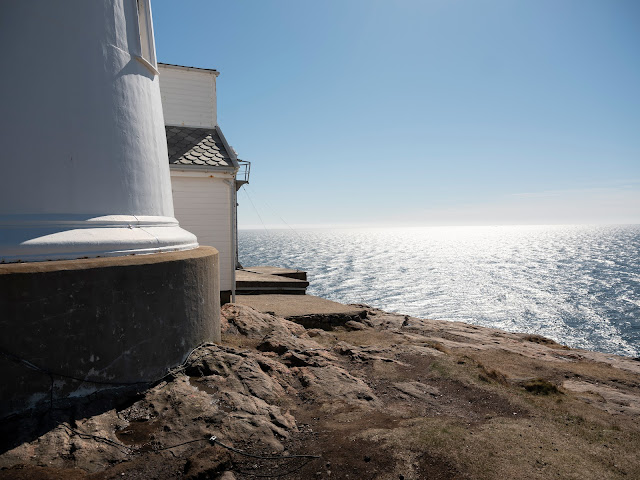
0,215,198,263
135,55,160,76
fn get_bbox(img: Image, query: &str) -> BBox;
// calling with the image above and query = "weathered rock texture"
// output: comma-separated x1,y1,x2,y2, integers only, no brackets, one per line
1,303,639,479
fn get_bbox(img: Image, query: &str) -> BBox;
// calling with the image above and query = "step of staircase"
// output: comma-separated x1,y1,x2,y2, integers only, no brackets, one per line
236,268,309,295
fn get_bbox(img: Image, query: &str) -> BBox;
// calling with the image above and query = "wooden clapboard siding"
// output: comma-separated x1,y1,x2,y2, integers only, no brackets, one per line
159,66,217,128
171,175,233,290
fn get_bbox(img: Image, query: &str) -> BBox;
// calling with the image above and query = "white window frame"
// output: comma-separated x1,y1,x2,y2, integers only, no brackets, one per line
134,0,159,75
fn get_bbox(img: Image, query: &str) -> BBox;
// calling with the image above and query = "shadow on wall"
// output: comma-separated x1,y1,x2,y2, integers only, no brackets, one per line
0,247,221,450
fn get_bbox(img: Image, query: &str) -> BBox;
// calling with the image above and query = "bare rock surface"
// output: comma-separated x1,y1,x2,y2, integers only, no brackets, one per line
1,302,640,479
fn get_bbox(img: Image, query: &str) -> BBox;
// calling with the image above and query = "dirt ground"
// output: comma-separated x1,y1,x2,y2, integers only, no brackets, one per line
1,303,639,479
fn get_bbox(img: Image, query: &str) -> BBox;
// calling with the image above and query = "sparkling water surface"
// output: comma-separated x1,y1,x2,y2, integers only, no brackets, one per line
239,225,640,357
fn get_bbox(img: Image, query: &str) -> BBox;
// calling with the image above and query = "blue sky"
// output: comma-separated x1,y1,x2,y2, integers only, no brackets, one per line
152,0,640,228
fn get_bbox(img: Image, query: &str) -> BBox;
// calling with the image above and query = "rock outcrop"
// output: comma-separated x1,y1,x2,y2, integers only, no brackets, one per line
1,303,639,479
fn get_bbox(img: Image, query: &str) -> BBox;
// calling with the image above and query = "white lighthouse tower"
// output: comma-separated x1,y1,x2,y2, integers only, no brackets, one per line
0,1,220,418
0,0,197,261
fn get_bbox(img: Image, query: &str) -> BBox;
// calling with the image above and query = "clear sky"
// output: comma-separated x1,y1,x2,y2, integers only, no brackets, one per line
152,0,640,228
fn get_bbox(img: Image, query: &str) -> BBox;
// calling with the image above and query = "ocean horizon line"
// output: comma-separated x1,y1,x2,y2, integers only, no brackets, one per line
238,222,640,231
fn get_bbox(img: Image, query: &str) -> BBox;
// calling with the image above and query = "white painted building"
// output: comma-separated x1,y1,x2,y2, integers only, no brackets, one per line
158,63,248,302
0,0,197,263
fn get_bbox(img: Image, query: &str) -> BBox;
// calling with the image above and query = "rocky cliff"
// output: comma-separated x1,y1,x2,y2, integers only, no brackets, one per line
1,303,639,479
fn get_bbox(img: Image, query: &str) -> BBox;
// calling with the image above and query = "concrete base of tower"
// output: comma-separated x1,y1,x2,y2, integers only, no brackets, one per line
0,247,220,418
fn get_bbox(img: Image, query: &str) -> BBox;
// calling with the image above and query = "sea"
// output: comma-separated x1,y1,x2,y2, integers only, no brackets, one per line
238,225,640,358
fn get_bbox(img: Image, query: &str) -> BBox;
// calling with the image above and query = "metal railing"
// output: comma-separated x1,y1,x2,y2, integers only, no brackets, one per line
236,160,251,184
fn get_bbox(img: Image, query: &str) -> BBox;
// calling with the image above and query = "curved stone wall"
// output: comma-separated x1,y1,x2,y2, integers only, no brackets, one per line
0,247,220,418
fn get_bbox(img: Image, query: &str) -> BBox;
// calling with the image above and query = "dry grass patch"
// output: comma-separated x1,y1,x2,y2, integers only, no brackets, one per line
364,414,640,480
521,378,562,395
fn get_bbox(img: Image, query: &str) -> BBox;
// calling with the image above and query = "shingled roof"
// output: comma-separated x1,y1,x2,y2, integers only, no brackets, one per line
165,126,235,168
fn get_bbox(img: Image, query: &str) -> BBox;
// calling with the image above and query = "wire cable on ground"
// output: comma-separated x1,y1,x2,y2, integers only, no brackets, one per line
61,427,320,462
209,436,320,460
62,425,132,455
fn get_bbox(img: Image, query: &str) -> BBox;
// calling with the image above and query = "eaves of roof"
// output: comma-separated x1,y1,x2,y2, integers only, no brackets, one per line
169,164,237,173
158,62,220,77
